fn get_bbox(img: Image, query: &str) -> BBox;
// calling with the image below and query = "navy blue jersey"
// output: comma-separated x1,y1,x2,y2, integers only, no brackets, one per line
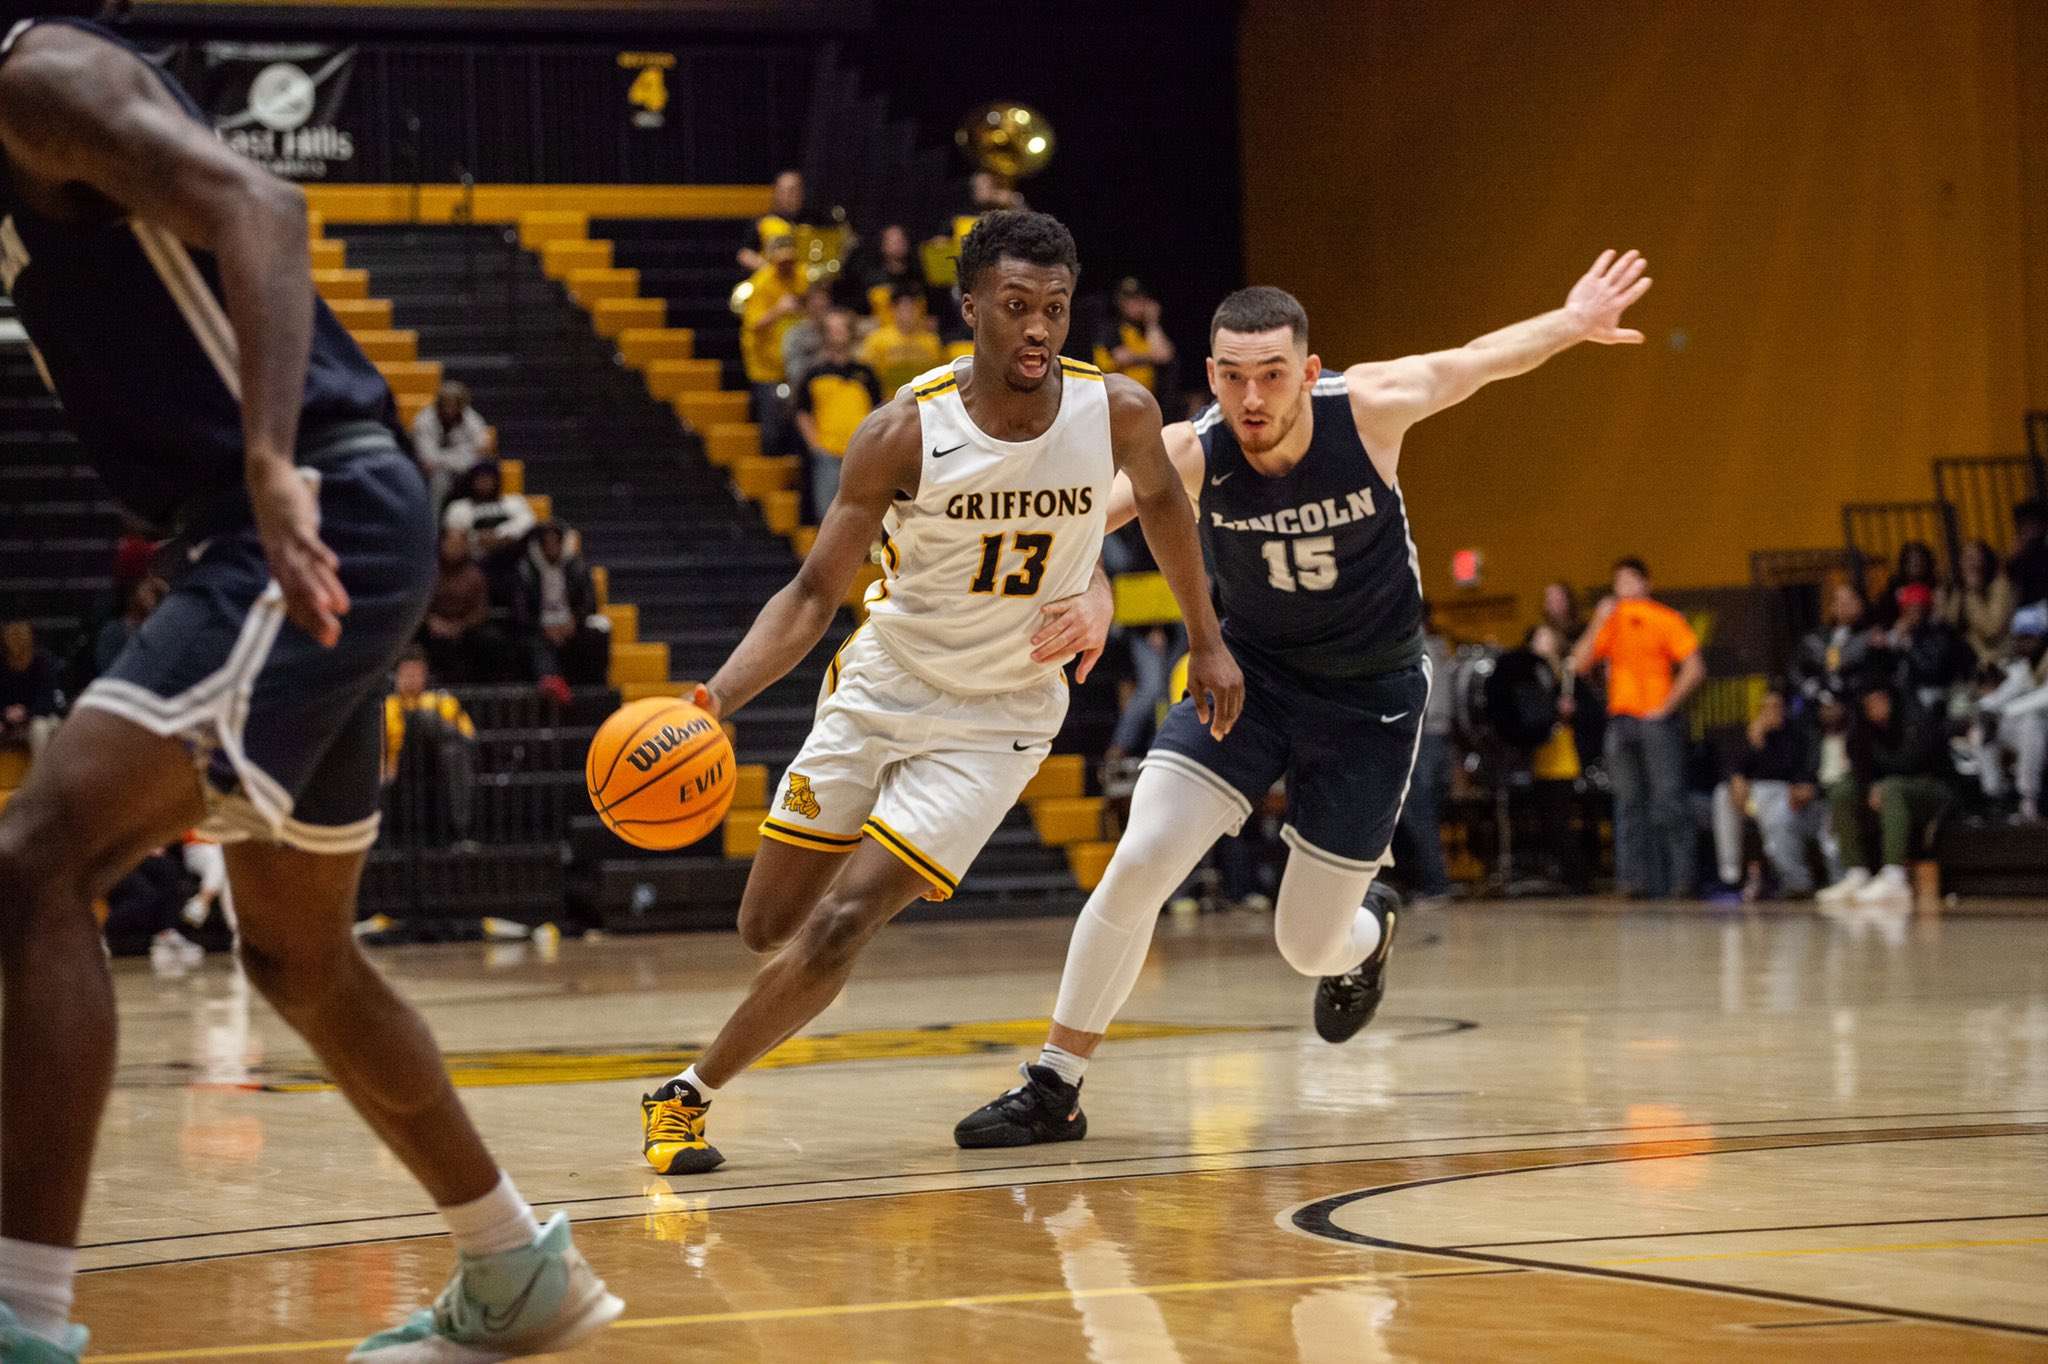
1196,376,1424,679
0,17,395,531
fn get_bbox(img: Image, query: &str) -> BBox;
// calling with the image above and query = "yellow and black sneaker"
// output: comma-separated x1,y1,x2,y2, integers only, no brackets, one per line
641,1078,726,1175
1314,881,1401,1043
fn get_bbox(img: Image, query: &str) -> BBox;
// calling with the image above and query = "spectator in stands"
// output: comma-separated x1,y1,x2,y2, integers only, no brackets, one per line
1937,539,2016,667
1392,602,1456,903
411,379,496,509
1102,626,1180,772
516,520,610,688
1969,608,2048,822
740,233,805,455
861,284,944,397
0,620,62,766
422,526,501,684
1711,685,1836,900
1542,580,1585,640
1572,556,1706,897
792,310,882,521
738,168,809,273
94,575,166,678
1093,278,1177,399
863,224,926,322
2008,499,2048,608
1872,540,1939,628
967,169,1025,214
1792,581,1875,704
1880,583,1972,706
780,282,837,389
382,646,477,847
1819,683,1955,908
443,460,535,602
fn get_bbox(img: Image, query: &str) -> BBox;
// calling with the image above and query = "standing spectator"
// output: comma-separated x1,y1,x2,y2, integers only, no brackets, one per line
1819,685,1954,907
443,461,535,602
860,284,944,397
410,380,496,509
1879,583,1972,706
791,311,882,521
740,234,805,455
2007,499,2048,609
382,647,477,847
1872,540,1939,627
1937,539,2016,667
422,526,501,684
1572,557,1706,897
1391,603,1455,903
1792,580,1875,703
737,168,809,273
1092,278,1177,399
1102,626,1182,770
1710,686,1836,899
0,620,62,766
94,575,166,678
862,224,927,322
516,521,611,687
1541,580,1586,640
779,282,837,390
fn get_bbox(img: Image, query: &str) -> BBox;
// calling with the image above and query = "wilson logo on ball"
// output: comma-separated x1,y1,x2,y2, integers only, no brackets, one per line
624,717,716,773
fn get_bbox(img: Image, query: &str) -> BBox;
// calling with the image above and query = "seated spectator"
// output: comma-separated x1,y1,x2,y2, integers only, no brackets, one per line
1969,609,2048,822
516,521,612,687
443,461,535,601
1792,580,1876,704
0,620,62,765
382,647,477,846
1093,277,1177,399
740,234,806,455
2009,499,2048,609
1879,583,1972,706
1937,539,2016,667
1392,606,1457,901
792,311,882,522
1711,685,1837,899
94,575,166,677
860,284,944,396
738,168,810,274
1819,684,1955,907
863,224,928,322
780,283,838,389
1523,622,1596,893
1103,625,1183,769
422,526,508,683
411,380,496,509
1871,540,1939,628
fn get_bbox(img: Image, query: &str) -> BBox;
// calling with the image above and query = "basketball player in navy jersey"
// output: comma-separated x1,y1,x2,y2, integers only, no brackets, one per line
958,251,1652,1147
0,7,618,1359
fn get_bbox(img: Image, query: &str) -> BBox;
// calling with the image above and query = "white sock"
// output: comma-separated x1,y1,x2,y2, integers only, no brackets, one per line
0,1237,77,1344
1346,901,1384,963
440,1172,542,1258
1035,1044,1088,1086
674,1063,720,1101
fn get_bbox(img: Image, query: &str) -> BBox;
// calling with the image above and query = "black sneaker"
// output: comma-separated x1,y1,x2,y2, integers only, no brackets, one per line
954,1064,1087,1149
1313,882,1401,1043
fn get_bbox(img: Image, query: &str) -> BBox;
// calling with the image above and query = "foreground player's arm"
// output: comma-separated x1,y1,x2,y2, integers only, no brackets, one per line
0,30,342,643
1101,420,1203,534
1029,561,1113,683
1347,250,1652,473
694,400,921,718
1107,378,1242,737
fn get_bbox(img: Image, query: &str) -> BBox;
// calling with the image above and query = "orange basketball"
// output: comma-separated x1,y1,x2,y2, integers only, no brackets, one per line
586,697,737,851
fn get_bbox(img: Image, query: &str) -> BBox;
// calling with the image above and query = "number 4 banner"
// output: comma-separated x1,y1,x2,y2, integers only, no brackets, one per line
618,51,674,130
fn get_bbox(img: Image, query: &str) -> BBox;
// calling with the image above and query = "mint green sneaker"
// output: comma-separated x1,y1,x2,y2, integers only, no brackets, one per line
349,1212,622,1362
0,1303,85,1364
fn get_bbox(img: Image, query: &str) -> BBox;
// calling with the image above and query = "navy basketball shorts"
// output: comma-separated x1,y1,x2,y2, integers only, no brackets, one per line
1146,650,1432,873
76,426,435,855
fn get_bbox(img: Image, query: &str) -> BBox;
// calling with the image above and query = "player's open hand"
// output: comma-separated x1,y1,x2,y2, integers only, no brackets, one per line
1186,640,1244,740
1564,249,1652,344
247,455,348,647
1033,580,1114,682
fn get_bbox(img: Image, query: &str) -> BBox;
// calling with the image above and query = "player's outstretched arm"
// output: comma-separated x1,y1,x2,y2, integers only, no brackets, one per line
695,399,921,719
0,29,340,642
1101,419,1202,534
1107,377,1243,738
1347,249,1652,465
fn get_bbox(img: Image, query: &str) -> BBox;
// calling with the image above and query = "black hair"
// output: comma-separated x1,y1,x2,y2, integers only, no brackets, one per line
1209,286,1308,347
1614,556,1650,578
956,210,1079,295
889,281,924,304
397,644,427,667
0,2,112,24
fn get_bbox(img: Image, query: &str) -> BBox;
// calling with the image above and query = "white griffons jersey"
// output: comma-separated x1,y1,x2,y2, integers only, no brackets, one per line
863,356,1114,696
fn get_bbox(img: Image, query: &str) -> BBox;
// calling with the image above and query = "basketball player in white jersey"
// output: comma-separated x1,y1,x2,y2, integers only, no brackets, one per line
639,211,1243,1173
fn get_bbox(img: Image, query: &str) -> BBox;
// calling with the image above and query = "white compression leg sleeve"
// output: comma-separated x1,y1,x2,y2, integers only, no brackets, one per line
1272,848,1385,978
1051,761,1249,1035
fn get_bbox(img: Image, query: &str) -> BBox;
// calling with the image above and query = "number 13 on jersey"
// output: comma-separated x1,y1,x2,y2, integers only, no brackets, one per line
970,532,1054,596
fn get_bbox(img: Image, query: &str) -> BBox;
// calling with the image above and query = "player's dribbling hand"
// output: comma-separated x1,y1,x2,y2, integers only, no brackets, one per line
1186,641,1244,740
1564,249,1653,345
1031,583,1114,682
247,454,348,647
689,682,723,719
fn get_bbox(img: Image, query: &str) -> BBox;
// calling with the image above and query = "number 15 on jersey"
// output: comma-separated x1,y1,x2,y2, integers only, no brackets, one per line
1262,536,1337,592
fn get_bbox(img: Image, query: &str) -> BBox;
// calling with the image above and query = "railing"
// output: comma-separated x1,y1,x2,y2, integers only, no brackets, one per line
1749,547,1851,590
1843,500,1958,593
1933,454,2046,555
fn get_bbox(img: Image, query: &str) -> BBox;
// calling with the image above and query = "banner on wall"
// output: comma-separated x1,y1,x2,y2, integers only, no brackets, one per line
197,43,360,180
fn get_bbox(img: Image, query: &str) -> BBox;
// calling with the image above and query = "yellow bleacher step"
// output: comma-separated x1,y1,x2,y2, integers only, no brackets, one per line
313,268,370,301
609,641,671,687
309,239,346,271
674,391,750,430
0,749,28,789
591,565,608,608
601,602,637,646
723,813,766,860
499,459,524,494
518,210,588,248
617,328,695,366
642,358,723,400
1032,796,1105,847
786,526,819,559
732,455,798,499
734,764,769,809
351,329,418,363
397,393,429,426
1066,841,1116,892
566,267,641,308
1021,753,1085,803
592,296,665,337
540,238,612,279
307,209,325,238
525,493,553,521
759,490,801,536
704,423,761,467
376,359,443,399
328,297,393,330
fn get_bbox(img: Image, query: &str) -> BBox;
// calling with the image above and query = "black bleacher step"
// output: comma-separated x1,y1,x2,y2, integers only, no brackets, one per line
0,542,109,579
588,219,753,243
0,467,101,502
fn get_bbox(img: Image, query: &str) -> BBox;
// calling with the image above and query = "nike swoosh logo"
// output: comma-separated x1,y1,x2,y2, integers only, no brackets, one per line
1210,473,1234,486
1379,712,1411,724
476,1260,549,1335
932,443,967,459
1013,740,1045,752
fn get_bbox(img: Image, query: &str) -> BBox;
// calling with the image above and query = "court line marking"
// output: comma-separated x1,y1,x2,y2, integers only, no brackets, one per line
1737,1316,1898,1331
83,1271,1382,1362
1452,1210,2048,1250
1592,1235,2048,1266
77,1106,2048,1256
1287,1124,2048,1339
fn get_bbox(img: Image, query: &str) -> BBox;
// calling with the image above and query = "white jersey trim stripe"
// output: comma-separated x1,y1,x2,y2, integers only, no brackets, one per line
1312,373,1350,395
131,220,241,401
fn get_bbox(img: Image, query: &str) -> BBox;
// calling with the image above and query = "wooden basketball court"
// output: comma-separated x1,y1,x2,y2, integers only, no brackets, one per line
72,903,2048,1360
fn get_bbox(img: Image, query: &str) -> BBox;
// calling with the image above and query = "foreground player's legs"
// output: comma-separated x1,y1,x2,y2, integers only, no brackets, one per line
0,712,204,1353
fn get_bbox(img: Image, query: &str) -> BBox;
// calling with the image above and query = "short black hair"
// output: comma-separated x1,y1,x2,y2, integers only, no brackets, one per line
1614,556,1650,578
956,210,1079,295
889,281,924,304
397,644,427,667
1210,286,1308,347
